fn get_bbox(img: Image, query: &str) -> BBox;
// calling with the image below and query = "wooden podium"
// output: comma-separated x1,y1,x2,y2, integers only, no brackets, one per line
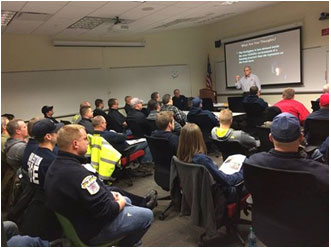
199,88,217,103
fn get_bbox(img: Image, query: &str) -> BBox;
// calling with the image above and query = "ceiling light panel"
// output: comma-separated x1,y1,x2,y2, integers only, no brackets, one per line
68,16,112,29
1,10,16,26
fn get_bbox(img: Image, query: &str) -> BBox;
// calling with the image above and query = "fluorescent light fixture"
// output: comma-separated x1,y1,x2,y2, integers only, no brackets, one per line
68,16,112,30
1,10,16,26
221,1,239,5
53,40,145,47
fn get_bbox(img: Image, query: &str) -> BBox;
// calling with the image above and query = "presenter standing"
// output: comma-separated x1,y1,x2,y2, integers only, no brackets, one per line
235,66,261,97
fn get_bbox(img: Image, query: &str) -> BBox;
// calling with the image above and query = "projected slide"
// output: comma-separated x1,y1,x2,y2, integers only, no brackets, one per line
225,27,301,87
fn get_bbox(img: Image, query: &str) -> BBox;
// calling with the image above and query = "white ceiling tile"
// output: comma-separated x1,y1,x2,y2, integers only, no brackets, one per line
173,1,206,8
1,1,27,11
5,19,43,34
66,1,108,9
2,1,277,39
21,1,68,14
120,4,168,20
89,1,142,18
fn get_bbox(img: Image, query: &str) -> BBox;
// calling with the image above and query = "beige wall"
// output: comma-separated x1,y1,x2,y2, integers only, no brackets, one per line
2,1,329,113
205,1,329,109
2,26,209,97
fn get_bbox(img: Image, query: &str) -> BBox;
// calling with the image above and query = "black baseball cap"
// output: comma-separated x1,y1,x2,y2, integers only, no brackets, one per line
41,105,53,115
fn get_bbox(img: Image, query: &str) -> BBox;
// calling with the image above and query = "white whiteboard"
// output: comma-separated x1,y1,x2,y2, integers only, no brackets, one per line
216,46,329,95
1,65,191,120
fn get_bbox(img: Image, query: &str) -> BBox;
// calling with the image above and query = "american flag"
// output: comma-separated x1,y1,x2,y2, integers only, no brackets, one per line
206,56,213,89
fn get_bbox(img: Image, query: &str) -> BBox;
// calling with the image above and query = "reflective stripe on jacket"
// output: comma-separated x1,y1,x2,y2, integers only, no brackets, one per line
86,134,121,180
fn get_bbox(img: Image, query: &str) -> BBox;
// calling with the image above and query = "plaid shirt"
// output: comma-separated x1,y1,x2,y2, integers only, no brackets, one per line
161,104,187,126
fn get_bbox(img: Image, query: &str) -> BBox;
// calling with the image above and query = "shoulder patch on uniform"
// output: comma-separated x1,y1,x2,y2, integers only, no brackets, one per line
81,175,100,195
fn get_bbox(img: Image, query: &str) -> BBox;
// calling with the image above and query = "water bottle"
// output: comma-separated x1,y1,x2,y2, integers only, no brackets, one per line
248,226,257,247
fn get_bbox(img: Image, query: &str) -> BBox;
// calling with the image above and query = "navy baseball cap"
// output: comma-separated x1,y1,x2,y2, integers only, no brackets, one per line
32,118,64,139
41,105,53,115
192,97,202,107
271,113,301,142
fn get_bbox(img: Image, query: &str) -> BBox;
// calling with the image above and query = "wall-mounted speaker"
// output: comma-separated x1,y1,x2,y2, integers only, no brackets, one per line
215,40,221,48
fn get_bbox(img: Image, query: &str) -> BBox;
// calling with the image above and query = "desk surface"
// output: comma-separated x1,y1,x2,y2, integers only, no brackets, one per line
183,111,245,117
213,102,229,108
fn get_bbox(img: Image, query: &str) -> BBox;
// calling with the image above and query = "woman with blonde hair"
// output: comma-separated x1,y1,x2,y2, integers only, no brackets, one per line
177,123,245,202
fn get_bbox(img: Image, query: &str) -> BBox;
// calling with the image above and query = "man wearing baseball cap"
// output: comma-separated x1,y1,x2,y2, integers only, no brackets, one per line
27,119,63,188
41,105,59,124
304,93,329,143
20,118,64,240
246,112,328,188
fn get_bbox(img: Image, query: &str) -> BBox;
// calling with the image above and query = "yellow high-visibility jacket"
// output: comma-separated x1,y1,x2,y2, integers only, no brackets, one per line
86,134,122,180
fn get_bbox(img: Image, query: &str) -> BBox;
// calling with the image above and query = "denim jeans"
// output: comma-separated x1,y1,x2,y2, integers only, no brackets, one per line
132,141,153,164
7,235,49,247
89,197,153,246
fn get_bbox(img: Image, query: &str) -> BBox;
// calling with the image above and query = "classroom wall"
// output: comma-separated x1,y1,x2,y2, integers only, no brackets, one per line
2,26,209,119
205,1,329,109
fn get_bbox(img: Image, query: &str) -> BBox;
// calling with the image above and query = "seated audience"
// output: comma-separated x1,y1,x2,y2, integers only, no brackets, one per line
147,100,181,133
3,220,50,247
92,116,153,165
44,125,154,246
126,97,151,137
72,101,91,124
316,83,329,104
187,97,219,126
1,116,9,153
124,96,132,115
211,109,258,149
2,114,15,121
274,88,310,125
107,98,128,133
22,117,42,171
151,111,179,155
93,98,108,120
246,112,328,193
4,119,28,170
242,86,268,110
78,106,94,134
304,93,329,142
146,92,162,116
151,92,161,103
319,137,329,164
161,94,187,126
20,118,64,240
27,119,63,188
177,123,245,202
172,89,188,110
41,106,59,123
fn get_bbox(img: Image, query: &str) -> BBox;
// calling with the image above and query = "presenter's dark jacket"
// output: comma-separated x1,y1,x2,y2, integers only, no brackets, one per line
78,118,94,135
172,95,188,110
107,109,126,133
44,151,120,244
246,149,329,194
